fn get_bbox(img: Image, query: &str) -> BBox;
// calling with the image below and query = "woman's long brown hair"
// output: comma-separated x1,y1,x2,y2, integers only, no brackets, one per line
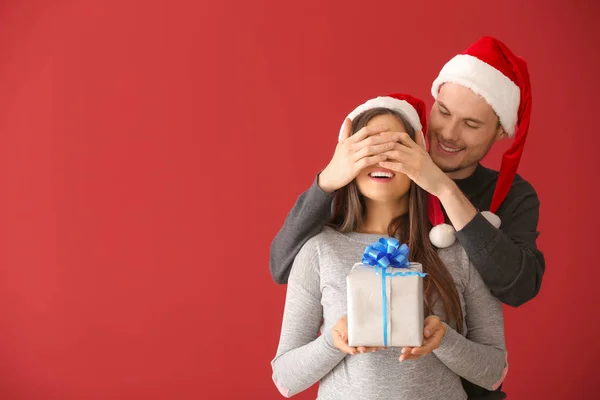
328,108,464,333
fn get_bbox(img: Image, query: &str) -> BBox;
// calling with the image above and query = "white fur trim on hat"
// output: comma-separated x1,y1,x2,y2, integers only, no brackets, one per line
429,223,456,248
481,211,501,228
431,54,520,137
338,96,422,142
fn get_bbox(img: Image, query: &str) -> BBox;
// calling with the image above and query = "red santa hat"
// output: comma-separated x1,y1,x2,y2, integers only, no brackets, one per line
339,93,456,248
338,94,424,142
430,36,532,231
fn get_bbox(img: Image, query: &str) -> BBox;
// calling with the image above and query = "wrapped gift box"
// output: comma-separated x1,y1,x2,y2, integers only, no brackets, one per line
346,238,425,348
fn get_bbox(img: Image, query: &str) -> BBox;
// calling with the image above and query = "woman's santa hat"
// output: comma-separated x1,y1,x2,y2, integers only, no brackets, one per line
338,93,456,248
430,36,532,234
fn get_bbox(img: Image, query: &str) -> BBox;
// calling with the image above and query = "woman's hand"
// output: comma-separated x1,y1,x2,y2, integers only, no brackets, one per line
332,316,384,355
318,119,402,193
399,315,447,362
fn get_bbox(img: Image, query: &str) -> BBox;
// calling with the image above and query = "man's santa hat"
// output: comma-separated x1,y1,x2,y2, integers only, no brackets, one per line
429,36,532,242
338,93,456,248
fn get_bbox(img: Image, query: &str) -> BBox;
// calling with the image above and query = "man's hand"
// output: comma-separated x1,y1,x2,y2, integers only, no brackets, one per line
318,119,402,193
332,316,384,355
378,131,453,198
399,315,447,362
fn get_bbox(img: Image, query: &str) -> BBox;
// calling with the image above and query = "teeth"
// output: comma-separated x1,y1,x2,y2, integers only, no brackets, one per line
440,143,461,153
370,172,393,178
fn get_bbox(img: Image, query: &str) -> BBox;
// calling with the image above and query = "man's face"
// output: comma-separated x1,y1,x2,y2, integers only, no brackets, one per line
428,83,507,179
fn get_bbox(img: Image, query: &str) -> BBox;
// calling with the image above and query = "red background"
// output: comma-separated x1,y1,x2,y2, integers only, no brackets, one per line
1,0,598,399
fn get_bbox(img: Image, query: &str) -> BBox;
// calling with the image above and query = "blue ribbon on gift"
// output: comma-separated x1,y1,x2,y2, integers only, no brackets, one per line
362,238,427,346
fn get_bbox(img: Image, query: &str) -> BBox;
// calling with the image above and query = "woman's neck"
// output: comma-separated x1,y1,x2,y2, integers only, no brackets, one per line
357,198,408,235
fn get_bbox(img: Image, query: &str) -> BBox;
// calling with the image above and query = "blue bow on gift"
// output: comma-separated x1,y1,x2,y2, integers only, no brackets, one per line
361,238,426,346
362,237,410,272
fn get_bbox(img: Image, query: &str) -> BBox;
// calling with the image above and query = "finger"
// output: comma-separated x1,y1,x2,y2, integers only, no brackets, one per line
338,342,358,355
411,330,444,356
410,345,432,356
355,154,389,170
332,325,356,355
399,348,421,362
399,353,421,362
378,150,407,164
400,346,424,362
363,346,385,353
388,143,414,156
348,125,390,144
411,344,436,356
351,142,396,162
393,131,420,149
352,132,403,151
333,330,358,355
423,317,439,336
380,144,416,162
378,161,404,173
338,118,352,143
338,325,349,342
428,326,446,344
380,130,414,141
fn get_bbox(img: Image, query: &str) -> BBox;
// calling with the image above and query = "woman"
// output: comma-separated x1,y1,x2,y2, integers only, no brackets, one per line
271,94,508,399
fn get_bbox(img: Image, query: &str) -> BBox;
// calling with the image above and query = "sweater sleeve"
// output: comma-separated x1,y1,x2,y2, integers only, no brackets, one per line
269,173,335,284
455,185,545,307
270,239,346,397
432,261,508,391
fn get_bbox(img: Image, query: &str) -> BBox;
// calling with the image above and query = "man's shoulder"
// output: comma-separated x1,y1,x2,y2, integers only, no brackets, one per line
480,164,538,198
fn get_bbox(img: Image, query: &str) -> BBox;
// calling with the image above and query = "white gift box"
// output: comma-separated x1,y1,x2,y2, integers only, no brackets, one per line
347,262,425,347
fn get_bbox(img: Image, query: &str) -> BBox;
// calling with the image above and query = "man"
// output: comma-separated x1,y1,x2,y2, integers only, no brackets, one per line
270,36,544,399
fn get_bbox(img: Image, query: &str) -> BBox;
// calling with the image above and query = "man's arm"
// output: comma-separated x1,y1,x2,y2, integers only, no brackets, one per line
376,132,544,307
439,182,545,307
269,121,401,284
269,174,334,284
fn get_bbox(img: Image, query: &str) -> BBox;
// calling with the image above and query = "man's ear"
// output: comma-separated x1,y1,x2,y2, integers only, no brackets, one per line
495,123,508,142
